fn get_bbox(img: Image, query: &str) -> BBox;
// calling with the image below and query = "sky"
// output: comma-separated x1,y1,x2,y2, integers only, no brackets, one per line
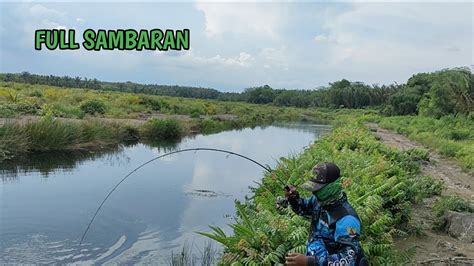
0,1,472,92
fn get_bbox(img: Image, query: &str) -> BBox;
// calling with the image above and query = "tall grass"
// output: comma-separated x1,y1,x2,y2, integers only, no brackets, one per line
169,241,219,266
379,115,474,170
0,123,30,160
0,119,137,161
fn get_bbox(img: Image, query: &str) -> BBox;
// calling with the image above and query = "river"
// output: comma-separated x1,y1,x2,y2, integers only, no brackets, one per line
0,123,330,265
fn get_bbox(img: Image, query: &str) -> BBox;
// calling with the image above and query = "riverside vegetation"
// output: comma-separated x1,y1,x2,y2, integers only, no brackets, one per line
0,82,332,161
0,67,472,264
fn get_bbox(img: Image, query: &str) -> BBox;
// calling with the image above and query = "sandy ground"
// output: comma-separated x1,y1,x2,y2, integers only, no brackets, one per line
368,123,474,265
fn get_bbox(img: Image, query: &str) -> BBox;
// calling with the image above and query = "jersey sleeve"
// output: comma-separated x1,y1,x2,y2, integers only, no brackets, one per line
288,195,318,217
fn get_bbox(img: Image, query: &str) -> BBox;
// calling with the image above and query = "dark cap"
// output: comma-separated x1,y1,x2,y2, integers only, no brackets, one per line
302,162,340,192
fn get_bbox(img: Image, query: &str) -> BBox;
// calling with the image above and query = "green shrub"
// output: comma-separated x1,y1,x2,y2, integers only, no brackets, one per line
139,96,163,111
29,90,43,97
445,129,470,141
80,99,107,115
141,118,183,140
200,118,227,134
120,125,140,141
53,104,85,118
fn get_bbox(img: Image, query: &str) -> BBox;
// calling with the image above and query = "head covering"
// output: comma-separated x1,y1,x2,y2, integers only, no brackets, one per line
302,162,343,203
302,162,341,192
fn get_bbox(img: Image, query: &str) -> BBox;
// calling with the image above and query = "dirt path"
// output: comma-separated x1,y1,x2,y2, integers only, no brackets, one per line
368,124,474,264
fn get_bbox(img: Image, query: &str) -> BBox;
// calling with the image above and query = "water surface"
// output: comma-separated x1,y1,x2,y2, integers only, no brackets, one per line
1,123,330,264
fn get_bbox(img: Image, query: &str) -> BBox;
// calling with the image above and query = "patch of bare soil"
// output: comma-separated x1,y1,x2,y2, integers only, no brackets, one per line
367,123,474,265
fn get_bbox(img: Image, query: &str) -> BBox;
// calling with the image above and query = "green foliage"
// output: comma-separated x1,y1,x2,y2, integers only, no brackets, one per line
433,195,473,229
379,115,474,170
200,124,441,264
200,118,229,134
23,119,82,150
0,119,133,160
141,118,183,140
434,196,473,218
0,123,30,160
80,99,107,115
385,68,473,116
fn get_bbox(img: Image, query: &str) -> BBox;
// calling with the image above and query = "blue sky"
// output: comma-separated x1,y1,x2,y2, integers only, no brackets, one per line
0,1,472,91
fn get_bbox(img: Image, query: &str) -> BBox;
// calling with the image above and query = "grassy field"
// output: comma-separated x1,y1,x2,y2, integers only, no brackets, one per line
0,81,335,161
0,82,332,122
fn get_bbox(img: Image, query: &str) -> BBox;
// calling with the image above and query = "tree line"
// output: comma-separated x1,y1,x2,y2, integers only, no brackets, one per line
1,67,472,117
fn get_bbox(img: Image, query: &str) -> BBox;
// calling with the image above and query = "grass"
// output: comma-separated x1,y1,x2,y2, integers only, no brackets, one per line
0,81,342,161
199,121,442,265
0,116,155,161
141,118,183,140
169,241,219,266
0,81,333,124
378,115,474,170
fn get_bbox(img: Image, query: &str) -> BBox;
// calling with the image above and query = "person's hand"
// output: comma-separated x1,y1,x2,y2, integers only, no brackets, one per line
284,185,298,200
285,253,309,266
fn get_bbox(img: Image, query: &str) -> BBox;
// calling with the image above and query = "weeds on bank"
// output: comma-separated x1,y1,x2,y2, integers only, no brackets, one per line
379,115,474,170
199,124,441,265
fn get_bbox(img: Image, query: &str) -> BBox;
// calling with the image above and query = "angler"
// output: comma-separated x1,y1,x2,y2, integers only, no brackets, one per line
278,162,368,266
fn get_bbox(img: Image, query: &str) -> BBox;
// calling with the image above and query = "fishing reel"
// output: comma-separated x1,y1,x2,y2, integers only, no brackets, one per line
276,196,289,209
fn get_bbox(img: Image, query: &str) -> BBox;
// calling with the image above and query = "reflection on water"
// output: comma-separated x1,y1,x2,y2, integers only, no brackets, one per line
1,123,330,264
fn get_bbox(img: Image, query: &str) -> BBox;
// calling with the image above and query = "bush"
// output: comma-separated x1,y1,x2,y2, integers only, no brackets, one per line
200,118,227,134
53,104,85,118
139,96,162,111
141,118,183,140
80,99,107,115
200,124,442,264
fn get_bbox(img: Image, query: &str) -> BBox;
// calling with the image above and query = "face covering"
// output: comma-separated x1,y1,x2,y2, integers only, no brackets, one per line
314,178,342,203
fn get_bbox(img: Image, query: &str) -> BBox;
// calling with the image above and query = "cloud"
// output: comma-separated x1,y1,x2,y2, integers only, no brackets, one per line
170,51,255,68
313,34,328,44
2,3,69,48
29,4,66,18
311,2,472,81
0,2,471,91
259,47,289,70
195,2,285,38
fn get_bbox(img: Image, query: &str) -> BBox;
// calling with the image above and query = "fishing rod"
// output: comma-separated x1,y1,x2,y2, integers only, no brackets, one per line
79,147,282,245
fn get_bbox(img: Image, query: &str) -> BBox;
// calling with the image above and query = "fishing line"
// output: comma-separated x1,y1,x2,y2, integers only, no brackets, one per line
79,147,275,245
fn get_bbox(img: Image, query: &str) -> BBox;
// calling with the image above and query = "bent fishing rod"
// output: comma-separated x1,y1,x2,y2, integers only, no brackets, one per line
79,147,282,245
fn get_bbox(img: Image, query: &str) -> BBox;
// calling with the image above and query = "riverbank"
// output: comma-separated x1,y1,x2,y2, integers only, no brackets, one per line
0,81,336,161
199,118,465,264
0,107,337,162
